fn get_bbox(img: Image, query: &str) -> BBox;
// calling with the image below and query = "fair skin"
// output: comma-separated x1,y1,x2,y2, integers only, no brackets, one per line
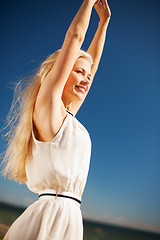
62,57,92,108
33,0,111,142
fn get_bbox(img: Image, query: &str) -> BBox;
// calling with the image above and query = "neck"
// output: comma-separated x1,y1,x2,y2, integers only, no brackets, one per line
62,99,72,111
66,104,72,112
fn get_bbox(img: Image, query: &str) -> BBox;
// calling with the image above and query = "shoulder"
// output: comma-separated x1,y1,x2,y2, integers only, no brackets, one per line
33,99,67,142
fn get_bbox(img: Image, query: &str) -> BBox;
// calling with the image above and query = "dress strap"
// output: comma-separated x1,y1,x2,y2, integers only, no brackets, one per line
66,109,74,117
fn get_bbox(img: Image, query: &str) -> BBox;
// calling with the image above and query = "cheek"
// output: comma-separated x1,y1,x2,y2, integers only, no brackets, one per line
68,73,80,85
64,76,76,92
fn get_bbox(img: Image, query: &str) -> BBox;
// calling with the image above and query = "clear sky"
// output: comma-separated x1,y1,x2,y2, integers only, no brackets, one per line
0,0,160,234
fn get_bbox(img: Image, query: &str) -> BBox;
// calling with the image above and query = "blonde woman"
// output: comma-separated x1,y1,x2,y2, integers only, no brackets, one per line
3,0,111,239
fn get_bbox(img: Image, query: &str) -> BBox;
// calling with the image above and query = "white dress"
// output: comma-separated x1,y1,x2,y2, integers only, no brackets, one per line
4,111,92,240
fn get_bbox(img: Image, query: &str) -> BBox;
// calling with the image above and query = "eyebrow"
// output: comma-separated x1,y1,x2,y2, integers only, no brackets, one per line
77,67,91,77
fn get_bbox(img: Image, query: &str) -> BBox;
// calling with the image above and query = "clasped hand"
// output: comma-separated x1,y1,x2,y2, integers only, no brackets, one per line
94,0,111,23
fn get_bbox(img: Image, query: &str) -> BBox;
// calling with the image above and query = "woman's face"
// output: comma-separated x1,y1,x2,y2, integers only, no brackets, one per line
62,57,92,104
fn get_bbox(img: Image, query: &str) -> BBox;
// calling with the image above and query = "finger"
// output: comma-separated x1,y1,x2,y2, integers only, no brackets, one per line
102,0,111,15
94,0,103,9
94,2,103,13
94,0,99,5
101,0,108,8
94,3,100,12
94,0,102,6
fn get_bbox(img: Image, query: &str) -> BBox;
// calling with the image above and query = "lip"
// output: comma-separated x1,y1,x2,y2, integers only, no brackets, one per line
75,85,87,93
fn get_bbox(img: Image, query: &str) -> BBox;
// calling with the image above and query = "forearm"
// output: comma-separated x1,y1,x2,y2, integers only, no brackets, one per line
67,0,95,42
87,19,110,78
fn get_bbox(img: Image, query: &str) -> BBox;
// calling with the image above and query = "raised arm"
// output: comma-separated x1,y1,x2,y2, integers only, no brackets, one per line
70,0,111,114
33,0,98,142
38,0,98,99
87,0,111,80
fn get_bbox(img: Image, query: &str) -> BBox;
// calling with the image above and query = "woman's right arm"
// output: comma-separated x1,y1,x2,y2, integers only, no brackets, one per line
37,0,97,101
33,0,97,141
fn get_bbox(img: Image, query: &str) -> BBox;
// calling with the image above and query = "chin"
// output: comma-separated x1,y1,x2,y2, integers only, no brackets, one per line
72,89,85,101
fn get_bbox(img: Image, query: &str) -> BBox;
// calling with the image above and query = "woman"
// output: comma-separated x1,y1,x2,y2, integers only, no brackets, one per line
3,0,111,239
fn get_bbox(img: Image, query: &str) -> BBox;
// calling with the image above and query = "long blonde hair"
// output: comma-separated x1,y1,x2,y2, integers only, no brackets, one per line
2,49,93,183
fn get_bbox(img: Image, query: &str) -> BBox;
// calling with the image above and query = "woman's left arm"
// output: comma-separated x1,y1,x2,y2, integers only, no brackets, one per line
71,0,111,115
87,0,111,81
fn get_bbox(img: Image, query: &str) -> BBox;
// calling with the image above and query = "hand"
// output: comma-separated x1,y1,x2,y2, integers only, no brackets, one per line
94,0,111,24
86,0,100,5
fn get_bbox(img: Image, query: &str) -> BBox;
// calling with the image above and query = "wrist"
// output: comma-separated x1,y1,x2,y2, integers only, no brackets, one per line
85,0,96,6
99,17,110,28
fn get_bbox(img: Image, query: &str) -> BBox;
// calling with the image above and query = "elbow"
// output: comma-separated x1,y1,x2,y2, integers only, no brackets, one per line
67,27,84,43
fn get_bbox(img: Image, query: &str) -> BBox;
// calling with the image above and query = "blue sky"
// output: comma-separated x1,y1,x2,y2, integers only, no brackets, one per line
0,0,160,233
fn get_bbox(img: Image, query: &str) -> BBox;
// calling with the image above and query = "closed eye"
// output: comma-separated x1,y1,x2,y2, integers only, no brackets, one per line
75,69,91,81
76,70,82,73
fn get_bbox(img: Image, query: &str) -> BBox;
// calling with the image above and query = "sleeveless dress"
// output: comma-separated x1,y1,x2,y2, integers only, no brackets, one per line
4,110,92,240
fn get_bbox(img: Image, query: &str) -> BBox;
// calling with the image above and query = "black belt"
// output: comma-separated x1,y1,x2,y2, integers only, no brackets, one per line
39,193,81,204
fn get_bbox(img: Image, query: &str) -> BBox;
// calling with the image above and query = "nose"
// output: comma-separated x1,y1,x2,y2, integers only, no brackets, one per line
80,76,90,85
